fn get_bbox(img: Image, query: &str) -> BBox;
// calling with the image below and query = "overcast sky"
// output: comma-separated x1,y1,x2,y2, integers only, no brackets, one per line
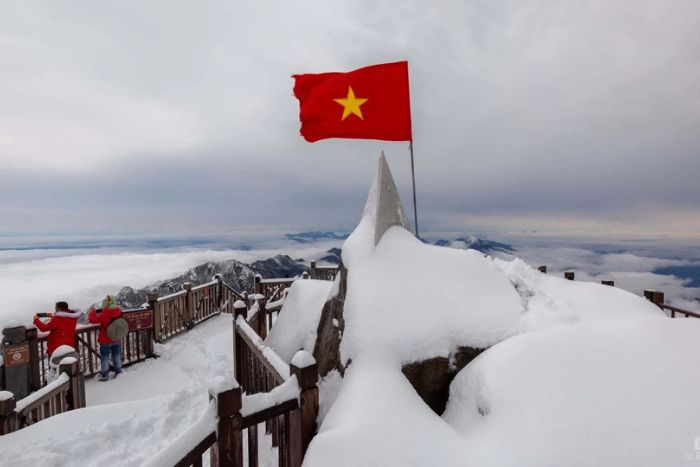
2,0,699,239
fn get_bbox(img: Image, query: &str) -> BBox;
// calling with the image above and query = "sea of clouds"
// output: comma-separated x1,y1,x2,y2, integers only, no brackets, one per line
1,233,698,327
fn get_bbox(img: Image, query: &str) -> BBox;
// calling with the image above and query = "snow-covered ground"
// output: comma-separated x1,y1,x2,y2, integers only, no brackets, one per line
0,314,238,466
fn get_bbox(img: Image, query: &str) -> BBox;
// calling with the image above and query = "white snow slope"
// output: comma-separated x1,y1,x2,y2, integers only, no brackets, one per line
302,212,695,467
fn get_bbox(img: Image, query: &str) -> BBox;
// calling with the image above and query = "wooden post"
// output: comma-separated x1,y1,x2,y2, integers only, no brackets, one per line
232,306,246,384
601,280,615,287
644,290,665,308
538,265,547,273
309,261,317,280
0,393,16,435
146,292,159,356
209,385,242,467
257,298,268,339
214,274,224,310
302,271,309,280
2,325,31,399
25,327,41,392
290,354,319,460
254,275,262,295
564,272,575,281
59,358,83,410
183,282,194,329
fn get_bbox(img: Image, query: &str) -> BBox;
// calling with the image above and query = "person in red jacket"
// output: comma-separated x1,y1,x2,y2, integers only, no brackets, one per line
88,295,123,381
33,301,81,357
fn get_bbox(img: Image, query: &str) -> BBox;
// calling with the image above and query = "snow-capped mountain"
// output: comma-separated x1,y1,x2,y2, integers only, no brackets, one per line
432,235,515,255
113,254,307,308
285,231,349,243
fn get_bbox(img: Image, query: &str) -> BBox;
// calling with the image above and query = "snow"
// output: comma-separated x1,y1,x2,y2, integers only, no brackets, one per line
15,373,70,412
0,390,14,402
302,182,679,467
241,376,299,417
442,319,700,467
233,300,247,309
236,316,290,380
142,401,217,467
495,257,664,333
208,374,240,395
59,356,78,365
52,345,77,360
340,217,523,365
305,361,465,467
290,350,315,368
264,279,332,362
0,314,237,466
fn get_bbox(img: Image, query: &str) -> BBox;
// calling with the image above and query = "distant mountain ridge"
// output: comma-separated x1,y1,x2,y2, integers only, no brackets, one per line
433,235,515,255
114,254,307,309
285,231,349,243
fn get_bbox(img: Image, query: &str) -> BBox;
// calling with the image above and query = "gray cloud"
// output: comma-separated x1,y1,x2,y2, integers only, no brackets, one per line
1,0,699,236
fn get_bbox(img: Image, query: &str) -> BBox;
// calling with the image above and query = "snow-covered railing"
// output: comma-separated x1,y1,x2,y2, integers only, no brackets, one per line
309,260,339,281
163,349,318,467
0,358,83,435
231,307,320,463
152,275,231,342
255,275,297,304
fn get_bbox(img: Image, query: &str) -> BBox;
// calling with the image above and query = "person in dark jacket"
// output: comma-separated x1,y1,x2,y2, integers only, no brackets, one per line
88,295,123,381
33,301,81,357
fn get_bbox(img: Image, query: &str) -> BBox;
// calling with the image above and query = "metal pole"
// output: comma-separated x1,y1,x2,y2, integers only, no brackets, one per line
409,140,419,238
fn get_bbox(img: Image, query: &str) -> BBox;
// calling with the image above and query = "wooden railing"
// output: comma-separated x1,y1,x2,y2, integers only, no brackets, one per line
537,266,700,319
255,276,297,303
162,315,319,467
0,358,83,435
35,308,155,385
309,261,339,281
153,275,244,343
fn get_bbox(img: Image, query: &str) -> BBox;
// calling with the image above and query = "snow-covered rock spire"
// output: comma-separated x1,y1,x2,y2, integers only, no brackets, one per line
362,151,410,245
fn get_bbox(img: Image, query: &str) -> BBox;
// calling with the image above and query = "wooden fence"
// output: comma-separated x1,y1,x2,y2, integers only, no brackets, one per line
309,261,339,281
33,308,156,386
0,358,84,435
167,306,319,467
538,266,700,318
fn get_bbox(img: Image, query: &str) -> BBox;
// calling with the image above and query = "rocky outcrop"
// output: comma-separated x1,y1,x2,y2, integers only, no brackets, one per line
401,347,484,415
312,261,348,377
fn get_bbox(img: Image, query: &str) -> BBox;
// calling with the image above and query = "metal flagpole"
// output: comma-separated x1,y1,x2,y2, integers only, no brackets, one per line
409,140,419,238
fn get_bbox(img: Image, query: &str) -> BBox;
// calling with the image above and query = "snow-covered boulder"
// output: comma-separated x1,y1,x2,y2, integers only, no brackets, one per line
443,318,700,467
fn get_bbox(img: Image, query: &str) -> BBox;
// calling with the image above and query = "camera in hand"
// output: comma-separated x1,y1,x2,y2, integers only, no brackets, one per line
36,312,50,318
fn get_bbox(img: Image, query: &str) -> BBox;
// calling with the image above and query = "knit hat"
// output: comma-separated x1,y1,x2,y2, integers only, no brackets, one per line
101,295,117,309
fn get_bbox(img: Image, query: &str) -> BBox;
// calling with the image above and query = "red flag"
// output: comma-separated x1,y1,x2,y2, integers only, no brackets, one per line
293,61,412,143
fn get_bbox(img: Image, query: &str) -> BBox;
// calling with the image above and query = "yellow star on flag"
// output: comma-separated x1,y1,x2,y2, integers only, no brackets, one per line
333,86,369,121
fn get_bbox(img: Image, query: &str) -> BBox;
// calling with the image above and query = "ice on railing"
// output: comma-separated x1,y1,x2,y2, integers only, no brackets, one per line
15,372,69,412
241,376,299,417
236,316,290,380
142,401,217,467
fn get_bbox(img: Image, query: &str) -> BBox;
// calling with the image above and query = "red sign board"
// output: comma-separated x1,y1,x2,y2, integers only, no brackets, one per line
3,343,30,367
123,310,153,331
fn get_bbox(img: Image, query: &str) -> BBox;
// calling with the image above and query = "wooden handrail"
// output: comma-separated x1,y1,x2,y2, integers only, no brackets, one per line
235,318,286,385
240,398,299,429
662,304,700,319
